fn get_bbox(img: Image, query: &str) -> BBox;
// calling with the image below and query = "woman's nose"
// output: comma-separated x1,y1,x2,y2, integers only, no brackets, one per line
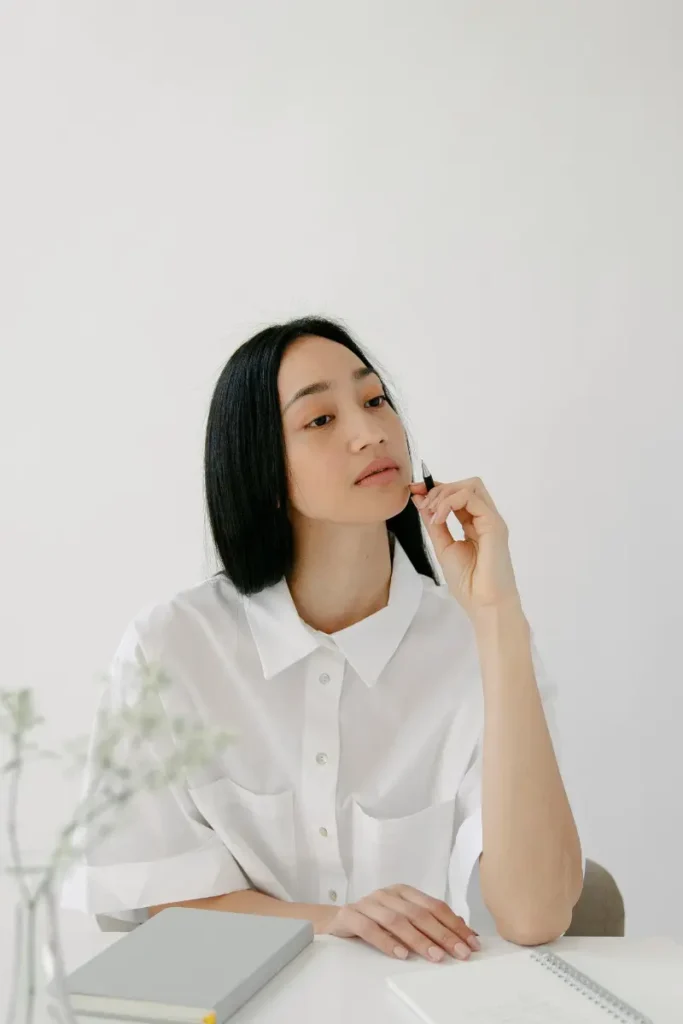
349,419,388,448
345,403,389,448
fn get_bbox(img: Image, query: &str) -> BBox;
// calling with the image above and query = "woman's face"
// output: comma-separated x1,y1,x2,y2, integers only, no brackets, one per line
278,335,412,524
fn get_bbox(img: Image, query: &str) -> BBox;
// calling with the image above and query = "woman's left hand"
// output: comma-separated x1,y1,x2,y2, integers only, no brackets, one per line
409,477,521,619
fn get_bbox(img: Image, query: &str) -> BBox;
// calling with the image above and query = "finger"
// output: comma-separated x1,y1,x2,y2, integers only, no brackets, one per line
422,479,446,503
431,490,492,527
393,885,481,952
411,476,447,497
424,478,498,516
412,497,467,559
410,487,442,511
414,488,481,550
374,888,475,958
359,894,452,962
408,481,428,495
413,482,473,523
343,906,411,960
471,476,499,512
428,494,476,535
424,488,470,521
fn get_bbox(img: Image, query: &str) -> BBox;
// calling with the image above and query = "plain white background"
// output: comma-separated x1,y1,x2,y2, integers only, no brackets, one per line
1,1,681,982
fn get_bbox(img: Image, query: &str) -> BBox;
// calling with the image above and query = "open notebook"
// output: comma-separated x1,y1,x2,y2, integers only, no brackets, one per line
387,943,683,1024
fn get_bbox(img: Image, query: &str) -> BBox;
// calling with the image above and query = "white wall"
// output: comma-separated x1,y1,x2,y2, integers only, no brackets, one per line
1,0,681,945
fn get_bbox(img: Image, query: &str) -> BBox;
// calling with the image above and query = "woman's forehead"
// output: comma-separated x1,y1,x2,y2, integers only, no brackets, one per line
279,336,376,407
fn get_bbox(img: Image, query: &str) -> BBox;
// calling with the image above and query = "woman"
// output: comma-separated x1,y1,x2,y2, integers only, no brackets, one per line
61,316,583,963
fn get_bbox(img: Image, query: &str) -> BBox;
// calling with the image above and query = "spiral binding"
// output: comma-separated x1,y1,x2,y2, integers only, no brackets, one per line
530,949,654,1024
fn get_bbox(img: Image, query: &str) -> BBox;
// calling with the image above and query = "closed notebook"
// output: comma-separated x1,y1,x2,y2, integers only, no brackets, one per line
47,907,314,1023
387,942,683,1024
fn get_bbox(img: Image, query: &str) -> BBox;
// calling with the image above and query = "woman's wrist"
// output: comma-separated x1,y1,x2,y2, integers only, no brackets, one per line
312,903,339,934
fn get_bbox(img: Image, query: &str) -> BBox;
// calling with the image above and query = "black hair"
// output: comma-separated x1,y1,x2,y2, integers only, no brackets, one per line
204,315,439,595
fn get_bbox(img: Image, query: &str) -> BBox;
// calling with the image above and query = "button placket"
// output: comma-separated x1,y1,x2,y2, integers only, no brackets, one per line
300,651,348,906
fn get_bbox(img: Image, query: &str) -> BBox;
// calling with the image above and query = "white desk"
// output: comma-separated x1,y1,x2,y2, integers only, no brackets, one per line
46,914,682,1024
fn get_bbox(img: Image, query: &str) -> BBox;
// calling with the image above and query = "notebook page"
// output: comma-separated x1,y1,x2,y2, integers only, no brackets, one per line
560,945,683,1024
387,954,610,1024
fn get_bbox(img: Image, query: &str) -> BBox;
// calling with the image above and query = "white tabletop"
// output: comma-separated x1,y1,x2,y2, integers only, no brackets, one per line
43,913,682,1024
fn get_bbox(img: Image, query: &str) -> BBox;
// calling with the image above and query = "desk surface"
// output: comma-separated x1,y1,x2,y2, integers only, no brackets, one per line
46,915,682,1024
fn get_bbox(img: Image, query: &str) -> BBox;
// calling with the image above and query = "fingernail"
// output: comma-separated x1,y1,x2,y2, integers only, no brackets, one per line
467,935,481,951
394,945,409,959
428,945,444,961
454,942,471,959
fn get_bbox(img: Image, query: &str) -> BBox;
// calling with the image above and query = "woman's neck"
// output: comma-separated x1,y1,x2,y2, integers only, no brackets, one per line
286,520,394,635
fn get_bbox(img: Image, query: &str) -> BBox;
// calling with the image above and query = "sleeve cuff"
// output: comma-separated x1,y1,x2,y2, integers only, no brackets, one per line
59,839,251,926
447,807,483,923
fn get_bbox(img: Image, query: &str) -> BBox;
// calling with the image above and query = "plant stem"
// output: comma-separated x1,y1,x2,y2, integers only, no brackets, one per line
23,899,37,1024
4,901,24,1024
42,877,79,1024
6,733,32,907
4,730,36,1024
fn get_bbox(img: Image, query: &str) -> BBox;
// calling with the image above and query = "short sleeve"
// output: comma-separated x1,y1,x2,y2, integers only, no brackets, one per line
446,630,571,922
58,618,251,929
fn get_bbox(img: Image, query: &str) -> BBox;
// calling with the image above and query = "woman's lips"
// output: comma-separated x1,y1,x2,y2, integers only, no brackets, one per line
355,467,400,486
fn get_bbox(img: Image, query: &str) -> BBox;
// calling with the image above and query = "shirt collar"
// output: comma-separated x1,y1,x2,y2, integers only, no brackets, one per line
242,538,425,687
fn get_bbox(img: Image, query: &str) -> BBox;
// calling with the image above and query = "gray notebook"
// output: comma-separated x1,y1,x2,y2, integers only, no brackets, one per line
47,907,314,1023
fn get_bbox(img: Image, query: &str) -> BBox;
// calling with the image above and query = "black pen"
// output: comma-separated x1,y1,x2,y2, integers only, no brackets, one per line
421,460,435,492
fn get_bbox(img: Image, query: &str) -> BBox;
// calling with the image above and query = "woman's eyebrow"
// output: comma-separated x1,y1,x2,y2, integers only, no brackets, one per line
282,365,377,413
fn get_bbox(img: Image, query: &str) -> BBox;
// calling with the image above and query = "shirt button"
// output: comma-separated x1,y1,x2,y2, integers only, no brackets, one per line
319,826,328,837
328,889,338,902
319,672,330,684
315,752,328,766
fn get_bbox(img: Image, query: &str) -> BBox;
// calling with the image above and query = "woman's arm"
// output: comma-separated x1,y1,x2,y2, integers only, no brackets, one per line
474,597,584,945
148,890,337,934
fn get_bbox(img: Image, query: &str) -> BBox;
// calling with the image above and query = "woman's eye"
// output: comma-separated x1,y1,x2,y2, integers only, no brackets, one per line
305,395,386,429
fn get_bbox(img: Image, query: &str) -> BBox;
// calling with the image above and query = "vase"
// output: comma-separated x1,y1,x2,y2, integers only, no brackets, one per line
4,884,78,1024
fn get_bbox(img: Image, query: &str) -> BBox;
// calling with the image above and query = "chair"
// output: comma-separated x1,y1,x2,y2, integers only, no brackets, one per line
468,858,625,937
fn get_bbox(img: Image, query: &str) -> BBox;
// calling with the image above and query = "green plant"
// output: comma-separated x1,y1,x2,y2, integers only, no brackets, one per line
1,664,235,1024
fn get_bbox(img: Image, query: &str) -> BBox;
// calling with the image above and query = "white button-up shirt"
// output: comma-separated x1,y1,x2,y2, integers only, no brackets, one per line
60,538,560,930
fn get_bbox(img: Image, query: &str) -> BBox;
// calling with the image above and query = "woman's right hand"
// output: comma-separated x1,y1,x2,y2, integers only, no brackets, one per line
316,883,481,961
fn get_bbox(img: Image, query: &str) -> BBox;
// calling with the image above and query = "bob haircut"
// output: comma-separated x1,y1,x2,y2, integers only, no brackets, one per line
204,315,439,595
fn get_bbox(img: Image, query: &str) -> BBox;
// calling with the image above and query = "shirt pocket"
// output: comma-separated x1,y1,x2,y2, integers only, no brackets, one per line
350,795,456,903
188,776,296,901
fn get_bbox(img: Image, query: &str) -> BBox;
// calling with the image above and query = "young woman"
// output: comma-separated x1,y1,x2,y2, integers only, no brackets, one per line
61,316,583,963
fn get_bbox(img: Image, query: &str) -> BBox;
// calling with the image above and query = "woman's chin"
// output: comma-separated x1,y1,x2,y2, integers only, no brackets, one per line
364,488,411,520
